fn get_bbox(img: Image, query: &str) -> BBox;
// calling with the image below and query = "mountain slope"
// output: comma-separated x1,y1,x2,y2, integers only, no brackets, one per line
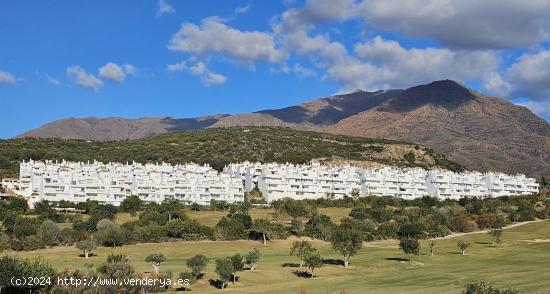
18,80,550,177
0,127,462,178
19,115,228,141
325,81,550,176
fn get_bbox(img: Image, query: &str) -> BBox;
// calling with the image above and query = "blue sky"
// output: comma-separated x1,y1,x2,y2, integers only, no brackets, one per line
1,0,550,138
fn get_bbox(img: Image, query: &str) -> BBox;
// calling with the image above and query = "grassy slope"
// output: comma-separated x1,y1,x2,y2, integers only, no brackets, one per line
0,126,463,178
17,220,550,293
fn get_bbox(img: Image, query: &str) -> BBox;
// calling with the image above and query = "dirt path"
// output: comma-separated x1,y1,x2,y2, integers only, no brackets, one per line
435,219,547,240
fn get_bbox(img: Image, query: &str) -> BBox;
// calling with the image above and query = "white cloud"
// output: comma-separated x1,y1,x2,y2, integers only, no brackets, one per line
0,70,16,84
504,50,550,98
293,63,316,78
122,64,137,76
66,66,103,91
201,71,227,86
516,100,550,118
98,62,136,83
166,61,187,72
323,36,498,92
279,0,360,32
234,4,251,15
156,0,175,17
168,18,286,65
481,50,550,103
47,76,61,86
190,62,207,75
482,72,511,97
167,60,226,86
360,0,550,49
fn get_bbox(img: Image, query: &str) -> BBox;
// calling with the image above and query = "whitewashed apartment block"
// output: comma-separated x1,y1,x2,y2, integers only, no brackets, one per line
5,160,541,207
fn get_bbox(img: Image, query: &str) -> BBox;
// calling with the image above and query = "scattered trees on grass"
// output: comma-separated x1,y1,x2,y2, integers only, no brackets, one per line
290,240,315,269
186,254,208,279
330,219,364,267
215,257,234,290
145,253,166,273
76,239,97,258
246,248,261,270
457,240,471,255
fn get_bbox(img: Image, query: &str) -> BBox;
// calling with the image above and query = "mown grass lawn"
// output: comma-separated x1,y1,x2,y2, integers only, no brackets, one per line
185,207,352,227
17,220,550,293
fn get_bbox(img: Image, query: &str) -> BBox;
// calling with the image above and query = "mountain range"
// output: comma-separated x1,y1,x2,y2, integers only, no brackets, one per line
19,80,550,177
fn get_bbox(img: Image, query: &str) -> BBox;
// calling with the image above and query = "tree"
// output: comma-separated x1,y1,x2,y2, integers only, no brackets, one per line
186,254,208,279
12,216,40,239
230,253,244,284
246,248,261,270
96,219,125,247
160,199,184,222
303,250,323,277
290,240,315,269
252,218,271,245
429,240,436,256
399,238,420,263
490,218,504,246
457,240,471,255
178,271,196,291
331,221,364,267
145,253,166,273
37,220,61,247
119,195,143,213
76,239,97,258
215,257,234,290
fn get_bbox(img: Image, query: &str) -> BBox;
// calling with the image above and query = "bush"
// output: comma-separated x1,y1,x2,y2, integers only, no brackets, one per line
214,217,246,240
22,235,44,250
13,216,40,239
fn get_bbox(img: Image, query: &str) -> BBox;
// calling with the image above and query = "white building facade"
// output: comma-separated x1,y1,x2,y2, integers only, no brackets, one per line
17,160,244,207
4,160,540,207
225,162,539,202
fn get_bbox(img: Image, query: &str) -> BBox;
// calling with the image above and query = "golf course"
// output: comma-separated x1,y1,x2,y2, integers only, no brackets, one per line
17,219,550,293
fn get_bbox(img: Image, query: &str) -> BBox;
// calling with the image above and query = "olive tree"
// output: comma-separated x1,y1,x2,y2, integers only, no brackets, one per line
457,240,471,255
186,254,208,279
246,248,261,270
76,239,97,259
145,253,166,273
330,222,364,267
399,238,420,263
290,240,314,269
303,250,323,277
252,218,271,245
230,253,244,284
429,240,436,256
215,257,234,290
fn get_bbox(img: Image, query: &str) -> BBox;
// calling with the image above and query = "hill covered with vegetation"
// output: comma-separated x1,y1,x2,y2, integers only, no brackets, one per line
0,127,463,177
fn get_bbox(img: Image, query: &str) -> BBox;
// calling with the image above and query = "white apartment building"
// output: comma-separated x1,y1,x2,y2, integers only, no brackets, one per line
254,163,363,202
361,167,428,199
17,160,244,207
3,160,541,207
225,162,540,202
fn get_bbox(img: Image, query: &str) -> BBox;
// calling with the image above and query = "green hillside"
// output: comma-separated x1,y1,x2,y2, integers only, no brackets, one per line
0,127,463,177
